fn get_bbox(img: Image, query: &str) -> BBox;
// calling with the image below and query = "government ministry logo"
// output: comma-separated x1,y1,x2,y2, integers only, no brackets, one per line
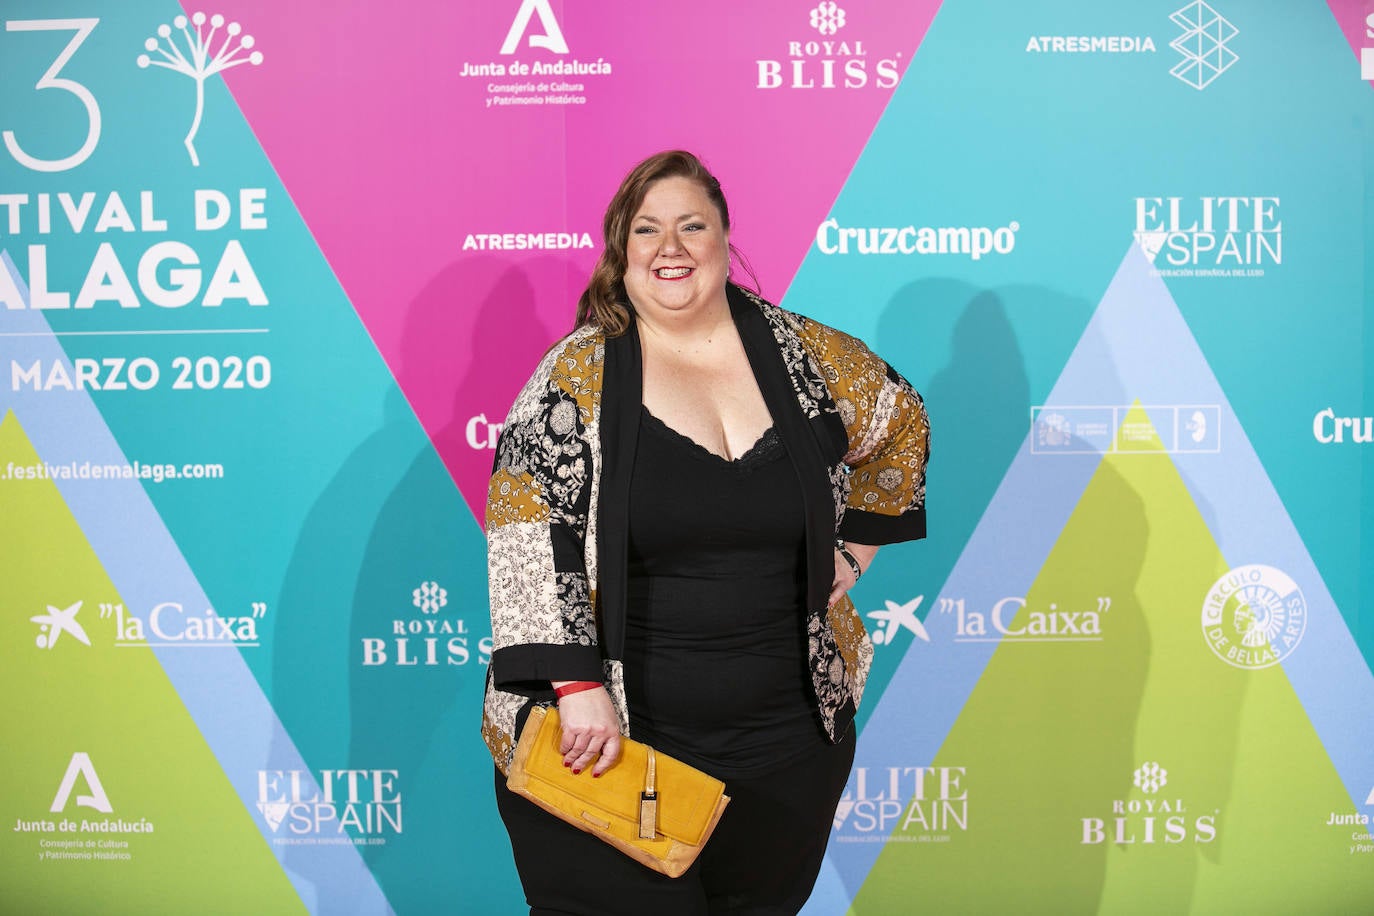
1201,564,1307,669
462,0,611,107
51,753,112,813
500,0,568,55
1169,1,1238,90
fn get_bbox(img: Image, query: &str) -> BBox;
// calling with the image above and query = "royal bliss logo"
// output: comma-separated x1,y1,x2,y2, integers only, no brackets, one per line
360,580,492,667
755,2,901,91
1081,761,1217,845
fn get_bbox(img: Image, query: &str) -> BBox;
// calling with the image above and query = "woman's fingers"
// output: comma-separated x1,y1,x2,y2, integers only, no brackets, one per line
554,686,621,774
562,727,615,773
592,734,621,776
829,549,858,606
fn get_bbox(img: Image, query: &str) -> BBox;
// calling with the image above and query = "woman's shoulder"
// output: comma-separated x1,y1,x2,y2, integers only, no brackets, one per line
547,324,605,376
506,325,606,425
734,285,875,368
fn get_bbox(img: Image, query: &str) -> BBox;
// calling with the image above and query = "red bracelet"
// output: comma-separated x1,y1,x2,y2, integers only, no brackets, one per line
553,681,602,699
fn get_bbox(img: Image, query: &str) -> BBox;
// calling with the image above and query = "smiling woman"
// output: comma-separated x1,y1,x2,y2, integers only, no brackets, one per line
483,150,931,915
622,175,731,323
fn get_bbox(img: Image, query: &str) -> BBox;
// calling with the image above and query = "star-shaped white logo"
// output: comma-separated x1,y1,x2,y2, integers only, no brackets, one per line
866,596,929,645
31,601,91,650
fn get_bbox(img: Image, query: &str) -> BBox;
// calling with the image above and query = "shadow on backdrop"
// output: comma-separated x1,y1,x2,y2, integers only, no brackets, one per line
270,255,570,912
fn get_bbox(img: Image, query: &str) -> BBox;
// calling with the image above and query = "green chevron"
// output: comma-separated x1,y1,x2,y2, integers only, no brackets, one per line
0,410,305,915
853,406,1374,913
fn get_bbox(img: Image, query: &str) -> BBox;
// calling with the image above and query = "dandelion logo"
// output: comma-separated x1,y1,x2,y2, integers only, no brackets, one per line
136,12,264,166
809,2,847,37
1133,761,1168,794
412,581,448,615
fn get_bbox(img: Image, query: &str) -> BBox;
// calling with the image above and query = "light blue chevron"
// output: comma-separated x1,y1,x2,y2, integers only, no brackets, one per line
0,252,394,915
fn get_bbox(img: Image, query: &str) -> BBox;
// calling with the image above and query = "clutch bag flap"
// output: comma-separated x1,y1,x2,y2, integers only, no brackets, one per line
509,705,728,847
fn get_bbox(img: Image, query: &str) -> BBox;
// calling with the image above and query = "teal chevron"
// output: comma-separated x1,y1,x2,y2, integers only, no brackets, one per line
0,2,518,911
784,0,1374,729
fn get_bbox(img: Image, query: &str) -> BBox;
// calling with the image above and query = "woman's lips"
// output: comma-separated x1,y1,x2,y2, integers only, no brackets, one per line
654,267,694,279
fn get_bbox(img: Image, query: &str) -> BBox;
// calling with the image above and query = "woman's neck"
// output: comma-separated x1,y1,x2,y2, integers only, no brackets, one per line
633,294,734,356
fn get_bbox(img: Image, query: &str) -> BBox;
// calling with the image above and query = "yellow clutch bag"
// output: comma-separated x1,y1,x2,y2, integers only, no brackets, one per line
506,705,730,878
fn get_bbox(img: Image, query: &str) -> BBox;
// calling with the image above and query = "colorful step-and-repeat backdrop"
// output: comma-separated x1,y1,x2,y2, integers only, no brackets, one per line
3,1,1372,912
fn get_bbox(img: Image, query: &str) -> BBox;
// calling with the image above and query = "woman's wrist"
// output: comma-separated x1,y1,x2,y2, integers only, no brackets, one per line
552,680,602,699
835,539,863,581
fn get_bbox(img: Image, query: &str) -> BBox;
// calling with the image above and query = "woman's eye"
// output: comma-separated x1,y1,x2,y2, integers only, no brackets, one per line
633,226,655,235
684,223,704,232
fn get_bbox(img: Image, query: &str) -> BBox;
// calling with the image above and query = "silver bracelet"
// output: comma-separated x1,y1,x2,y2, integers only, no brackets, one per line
835,539,862,581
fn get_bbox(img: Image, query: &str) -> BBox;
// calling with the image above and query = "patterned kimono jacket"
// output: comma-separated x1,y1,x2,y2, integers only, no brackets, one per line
482,284,929,773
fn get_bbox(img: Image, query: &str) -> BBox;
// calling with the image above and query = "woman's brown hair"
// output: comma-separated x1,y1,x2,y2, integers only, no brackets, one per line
575,150,754,335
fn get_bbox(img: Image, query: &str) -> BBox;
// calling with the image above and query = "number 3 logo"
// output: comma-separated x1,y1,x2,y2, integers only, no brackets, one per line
4,18,101,172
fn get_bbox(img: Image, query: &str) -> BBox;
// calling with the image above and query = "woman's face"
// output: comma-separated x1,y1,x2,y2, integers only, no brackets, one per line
622,176,729,322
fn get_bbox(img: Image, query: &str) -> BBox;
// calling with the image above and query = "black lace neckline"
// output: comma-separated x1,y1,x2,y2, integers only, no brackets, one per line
640,406,783,468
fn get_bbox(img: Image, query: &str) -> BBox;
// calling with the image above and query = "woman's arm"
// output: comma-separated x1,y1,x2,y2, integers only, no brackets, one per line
487,335,624,769
829,540,879,607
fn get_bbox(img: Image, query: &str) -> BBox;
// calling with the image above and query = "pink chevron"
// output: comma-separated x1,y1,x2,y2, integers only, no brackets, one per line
1326,0,1374,84
212,0,943,518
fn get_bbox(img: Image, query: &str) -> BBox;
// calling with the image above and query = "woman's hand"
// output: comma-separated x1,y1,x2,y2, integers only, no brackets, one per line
551,683,622,776
829,541,879,607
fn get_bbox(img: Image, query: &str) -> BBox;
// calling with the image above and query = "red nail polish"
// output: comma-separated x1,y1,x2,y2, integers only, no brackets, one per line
572,768,581,775
593,772,602,778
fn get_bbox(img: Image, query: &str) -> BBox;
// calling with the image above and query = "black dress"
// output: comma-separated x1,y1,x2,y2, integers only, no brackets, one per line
495,407,855,915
